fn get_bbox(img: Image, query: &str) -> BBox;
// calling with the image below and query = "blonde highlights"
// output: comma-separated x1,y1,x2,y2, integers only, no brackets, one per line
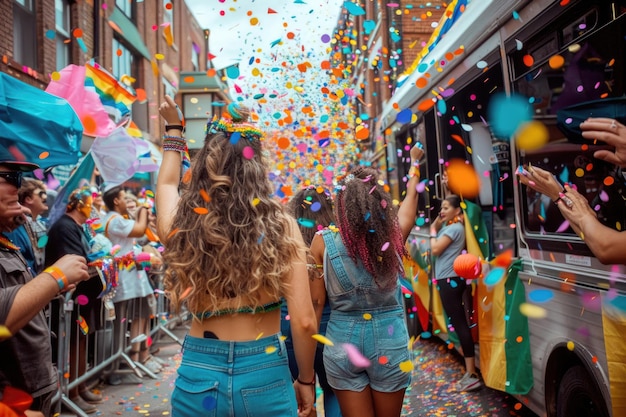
162,130,305,316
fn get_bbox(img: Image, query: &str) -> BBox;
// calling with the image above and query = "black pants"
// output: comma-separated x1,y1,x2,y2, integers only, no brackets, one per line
437,276,475,358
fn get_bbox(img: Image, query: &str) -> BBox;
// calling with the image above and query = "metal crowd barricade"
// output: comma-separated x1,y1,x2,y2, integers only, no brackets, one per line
49,265,188,415
149,270,188,346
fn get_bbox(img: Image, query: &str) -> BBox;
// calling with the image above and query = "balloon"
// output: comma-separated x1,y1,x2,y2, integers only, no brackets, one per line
453,253,482,279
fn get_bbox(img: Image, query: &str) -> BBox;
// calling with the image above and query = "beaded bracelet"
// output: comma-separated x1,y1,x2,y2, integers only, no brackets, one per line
163,135,187,153
44,266,69,290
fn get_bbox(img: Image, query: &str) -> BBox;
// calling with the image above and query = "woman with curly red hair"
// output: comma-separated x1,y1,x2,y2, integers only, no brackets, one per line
310,144,423,417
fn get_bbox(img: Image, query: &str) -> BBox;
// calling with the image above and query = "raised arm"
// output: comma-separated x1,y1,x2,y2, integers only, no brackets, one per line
283,217,317,416
156,96,183,238
398,144,424,242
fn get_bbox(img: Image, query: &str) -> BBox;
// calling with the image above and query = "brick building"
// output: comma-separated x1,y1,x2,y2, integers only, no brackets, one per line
1,0,230,148
330,0,443,158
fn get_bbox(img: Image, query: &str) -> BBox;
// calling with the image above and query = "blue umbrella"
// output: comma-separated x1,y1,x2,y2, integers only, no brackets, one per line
0,73,83,169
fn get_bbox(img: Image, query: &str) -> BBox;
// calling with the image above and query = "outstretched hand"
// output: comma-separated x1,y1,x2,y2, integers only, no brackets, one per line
515,165,563,201
410,143,425,164
558,184,597,229
580,118,626,168
159,95,182,126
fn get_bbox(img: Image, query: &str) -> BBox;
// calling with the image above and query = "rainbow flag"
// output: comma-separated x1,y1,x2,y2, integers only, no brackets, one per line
85,63,136,123
460,198,534,394
397,0,468,87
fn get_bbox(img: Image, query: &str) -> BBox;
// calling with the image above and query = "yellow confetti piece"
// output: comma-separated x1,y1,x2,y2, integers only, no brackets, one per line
399,360,414,373
0,325,12,339
519,302,547,318
312,334,334,346
362,313,372,320
255,332,264,340
155,53,165,60
252,198,260,206
566,341,575,351
265,346,277,354
279,335,287,342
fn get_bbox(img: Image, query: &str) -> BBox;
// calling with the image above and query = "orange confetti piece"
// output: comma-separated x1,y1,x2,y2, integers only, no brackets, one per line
193,207,209,215
199,189,210,202
446,159,481,198
39,151,49,160
82,116,96,135
167,228,179,240
164,24,174,47
135,88,147,102
179,286,192,300
73,28,83,38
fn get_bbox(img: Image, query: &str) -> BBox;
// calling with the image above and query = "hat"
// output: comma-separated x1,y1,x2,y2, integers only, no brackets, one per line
0,147,39,172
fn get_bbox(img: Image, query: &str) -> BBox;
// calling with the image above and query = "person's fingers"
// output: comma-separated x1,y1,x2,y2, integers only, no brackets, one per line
592,149,622,166
164,95,177,107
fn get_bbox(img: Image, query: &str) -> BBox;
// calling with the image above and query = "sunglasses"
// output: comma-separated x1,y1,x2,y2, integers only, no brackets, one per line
0,171,22,189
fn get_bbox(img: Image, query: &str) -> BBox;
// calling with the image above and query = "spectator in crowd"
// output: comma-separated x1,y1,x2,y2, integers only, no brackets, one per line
284,185,341,417
0,155,89,416
125,192,139,219
45,187,106,414
517,117,626,264
5,178,48,274
102,185,162,380
157,96,317,416
308,144,423,416
429,194,483,392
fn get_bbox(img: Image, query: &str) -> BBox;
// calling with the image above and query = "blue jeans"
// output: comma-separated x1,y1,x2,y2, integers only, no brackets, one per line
171,333,297,416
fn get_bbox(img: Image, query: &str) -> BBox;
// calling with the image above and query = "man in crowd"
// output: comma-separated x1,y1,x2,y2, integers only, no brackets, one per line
5,178,48,274
0,153,89,415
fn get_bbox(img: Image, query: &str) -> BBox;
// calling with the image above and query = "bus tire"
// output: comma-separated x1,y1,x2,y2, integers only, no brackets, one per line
556,365,609,417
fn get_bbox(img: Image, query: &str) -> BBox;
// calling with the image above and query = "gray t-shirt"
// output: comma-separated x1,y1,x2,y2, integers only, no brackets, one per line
433,222,465,279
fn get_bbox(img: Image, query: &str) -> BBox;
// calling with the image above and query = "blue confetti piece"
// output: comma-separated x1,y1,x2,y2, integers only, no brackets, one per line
528,289,554,303
310,202,321,212
396,108,413,124
343,1,365,15
229,132,241,144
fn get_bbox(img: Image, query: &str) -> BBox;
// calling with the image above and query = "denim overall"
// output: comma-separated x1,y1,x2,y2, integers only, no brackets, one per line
321,230,412,392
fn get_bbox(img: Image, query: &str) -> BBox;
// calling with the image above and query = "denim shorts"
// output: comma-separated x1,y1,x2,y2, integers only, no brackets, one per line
323,307,412,393
171,333,297,417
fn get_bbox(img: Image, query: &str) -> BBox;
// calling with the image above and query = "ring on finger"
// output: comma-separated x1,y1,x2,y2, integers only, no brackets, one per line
564,197,574,208
611,121,618,129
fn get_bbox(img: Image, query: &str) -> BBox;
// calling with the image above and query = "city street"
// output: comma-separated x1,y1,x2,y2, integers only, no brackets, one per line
60,321,538,417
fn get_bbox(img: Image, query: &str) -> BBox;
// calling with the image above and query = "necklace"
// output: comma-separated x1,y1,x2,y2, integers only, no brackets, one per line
0,234,20,251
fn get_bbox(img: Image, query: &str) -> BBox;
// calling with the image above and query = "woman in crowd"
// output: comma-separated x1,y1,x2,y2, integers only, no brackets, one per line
283,185,341,417
309,144,423,417
157,97,317,417
429,194,482,392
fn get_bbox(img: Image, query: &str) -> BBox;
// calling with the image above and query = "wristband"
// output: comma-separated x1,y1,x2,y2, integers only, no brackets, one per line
44,266,69,290
296,377,316,386
165,124,185,133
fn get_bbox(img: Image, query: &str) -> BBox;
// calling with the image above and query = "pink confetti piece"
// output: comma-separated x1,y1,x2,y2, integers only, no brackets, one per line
342,343,371,368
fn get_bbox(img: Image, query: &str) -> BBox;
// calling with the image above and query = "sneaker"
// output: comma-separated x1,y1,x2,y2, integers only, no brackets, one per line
457,372,483,392
80,389,104,404
69,396,98,414
141,356,163,374
150,355,169,367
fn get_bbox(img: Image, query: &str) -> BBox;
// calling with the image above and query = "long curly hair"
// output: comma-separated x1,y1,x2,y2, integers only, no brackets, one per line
162,108,305,315
335,167,406,289
288,186,334,246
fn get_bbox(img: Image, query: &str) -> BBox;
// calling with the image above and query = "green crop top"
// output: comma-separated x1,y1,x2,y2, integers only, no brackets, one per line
194,299,282,320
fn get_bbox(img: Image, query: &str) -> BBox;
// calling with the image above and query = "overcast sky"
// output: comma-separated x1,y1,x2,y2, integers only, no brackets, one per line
185,0,345,70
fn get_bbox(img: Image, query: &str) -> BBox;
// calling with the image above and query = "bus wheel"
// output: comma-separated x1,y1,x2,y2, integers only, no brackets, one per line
556,365,609,417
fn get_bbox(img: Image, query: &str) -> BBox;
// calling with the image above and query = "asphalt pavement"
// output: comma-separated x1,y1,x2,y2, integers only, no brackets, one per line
57,321,538,417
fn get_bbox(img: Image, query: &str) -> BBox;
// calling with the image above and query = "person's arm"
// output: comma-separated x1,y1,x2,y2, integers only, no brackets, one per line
309,234,326,329
3,254,89,334
429,216,455,256
156,95,183,239
558,184,626,264
398,144,424,241
128,206,149,238
581,118,626,168
283,218,317,417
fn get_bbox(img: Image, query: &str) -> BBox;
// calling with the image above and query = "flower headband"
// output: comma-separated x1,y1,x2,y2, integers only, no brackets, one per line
205,117,264,143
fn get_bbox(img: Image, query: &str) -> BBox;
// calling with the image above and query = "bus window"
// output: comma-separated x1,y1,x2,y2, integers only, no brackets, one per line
510,3,626,238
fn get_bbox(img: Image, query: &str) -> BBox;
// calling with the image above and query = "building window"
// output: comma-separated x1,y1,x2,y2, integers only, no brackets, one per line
116,0,133,19
13,0,37,68
112,37,134,80
55,0,71,70
191,42,200,71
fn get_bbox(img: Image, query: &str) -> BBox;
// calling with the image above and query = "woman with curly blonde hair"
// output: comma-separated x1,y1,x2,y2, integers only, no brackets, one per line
157,97,317,417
